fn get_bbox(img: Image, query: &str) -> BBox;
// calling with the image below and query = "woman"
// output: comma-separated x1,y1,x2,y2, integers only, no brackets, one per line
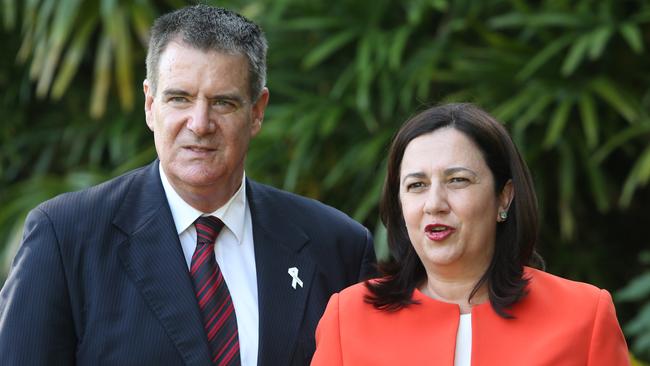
312,103,629,365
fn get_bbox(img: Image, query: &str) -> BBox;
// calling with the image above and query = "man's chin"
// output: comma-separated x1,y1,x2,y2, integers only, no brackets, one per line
168,165,222,186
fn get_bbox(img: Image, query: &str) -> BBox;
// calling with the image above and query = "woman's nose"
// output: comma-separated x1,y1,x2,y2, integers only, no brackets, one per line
423,184,450,215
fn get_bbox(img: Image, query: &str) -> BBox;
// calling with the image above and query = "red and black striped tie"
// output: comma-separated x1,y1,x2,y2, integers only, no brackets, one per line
191,216,240,366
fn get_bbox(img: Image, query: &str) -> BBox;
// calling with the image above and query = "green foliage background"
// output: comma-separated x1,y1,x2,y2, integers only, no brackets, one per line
1,0,649,361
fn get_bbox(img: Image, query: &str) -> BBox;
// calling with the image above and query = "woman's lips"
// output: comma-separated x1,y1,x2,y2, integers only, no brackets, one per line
424,224,456,241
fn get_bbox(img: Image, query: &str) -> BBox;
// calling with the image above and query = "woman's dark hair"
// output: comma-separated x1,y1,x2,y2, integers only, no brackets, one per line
365,103,542,318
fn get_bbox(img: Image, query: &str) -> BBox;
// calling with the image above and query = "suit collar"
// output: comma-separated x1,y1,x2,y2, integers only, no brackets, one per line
114,161,213,365
247,180,315,366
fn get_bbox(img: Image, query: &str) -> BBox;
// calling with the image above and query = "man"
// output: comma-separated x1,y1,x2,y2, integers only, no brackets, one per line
0,5,375,365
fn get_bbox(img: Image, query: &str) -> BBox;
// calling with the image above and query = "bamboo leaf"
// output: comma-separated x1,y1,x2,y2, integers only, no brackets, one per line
51,14,98,99
619,22,644,53
588,26,613,60
90,33,112,119
21,0,40,34
1,219,25,275
388,26,411,69
16,27,35,62
2,0,16,30
352,168,384,222
15,0,40,60
302,29,358,69
106,8,134,111
617,272,650,302
319,106,343,137
517,34,573,80
100,0,118,18
557,143,575,240
32,0,56,42
620,144,650,207
355,32,374,114
279,17,344,31
283,113,318,191
631,9,650,23
36,0,82,97
578,93,598,149
592,123,650,163
489,12,584,29
130,2,155,46
512,92,553,146
28,35,48,81
584,157,610,212
561,33,590,76
624,302,650,335
492,84,538,122
330,63,355,98
543,99,572,148
590,77,638,122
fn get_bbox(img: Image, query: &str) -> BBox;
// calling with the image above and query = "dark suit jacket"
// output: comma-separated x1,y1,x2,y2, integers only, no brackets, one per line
0,161,375,365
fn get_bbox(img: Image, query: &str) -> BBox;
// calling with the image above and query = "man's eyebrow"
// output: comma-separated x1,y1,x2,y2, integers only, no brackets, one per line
207,93,246,105
162,88,191,97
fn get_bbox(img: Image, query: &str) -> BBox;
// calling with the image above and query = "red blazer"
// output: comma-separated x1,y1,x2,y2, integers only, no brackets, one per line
313,267,630,365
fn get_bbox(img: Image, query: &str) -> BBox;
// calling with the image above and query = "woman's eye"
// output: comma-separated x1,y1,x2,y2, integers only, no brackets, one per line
406,182,425,191
448,177,471,186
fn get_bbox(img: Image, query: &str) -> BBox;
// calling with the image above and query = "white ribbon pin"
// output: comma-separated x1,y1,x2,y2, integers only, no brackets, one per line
288,267,303,289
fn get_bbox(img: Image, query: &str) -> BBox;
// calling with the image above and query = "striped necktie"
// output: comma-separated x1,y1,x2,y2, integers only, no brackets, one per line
191,216,240,366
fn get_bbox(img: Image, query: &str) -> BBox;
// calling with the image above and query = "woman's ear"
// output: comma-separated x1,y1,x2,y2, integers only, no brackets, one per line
497,180,514,222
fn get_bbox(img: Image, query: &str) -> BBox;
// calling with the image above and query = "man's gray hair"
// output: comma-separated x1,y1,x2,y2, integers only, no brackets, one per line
146,5,267,101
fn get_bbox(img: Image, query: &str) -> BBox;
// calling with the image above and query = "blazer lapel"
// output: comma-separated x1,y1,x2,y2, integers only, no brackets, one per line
113,161,212,365
247,180,315,366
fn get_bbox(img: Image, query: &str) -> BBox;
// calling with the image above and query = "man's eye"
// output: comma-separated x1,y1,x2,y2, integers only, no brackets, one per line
212,99,238,114
169,96,189,103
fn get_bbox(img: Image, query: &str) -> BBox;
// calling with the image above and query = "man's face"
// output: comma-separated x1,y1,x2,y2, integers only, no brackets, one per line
144,41,268,207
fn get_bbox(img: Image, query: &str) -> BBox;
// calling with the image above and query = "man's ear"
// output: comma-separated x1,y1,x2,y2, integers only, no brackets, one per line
250,87,269,137
143,79,155,132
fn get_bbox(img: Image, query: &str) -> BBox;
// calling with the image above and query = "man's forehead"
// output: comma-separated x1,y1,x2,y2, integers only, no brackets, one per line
157,42,248,78
154,42,251,99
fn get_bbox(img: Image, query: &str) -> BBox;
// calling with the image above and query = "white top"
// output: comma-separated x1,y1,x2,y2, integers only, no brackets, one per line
454,313,472,366
159,165,258,366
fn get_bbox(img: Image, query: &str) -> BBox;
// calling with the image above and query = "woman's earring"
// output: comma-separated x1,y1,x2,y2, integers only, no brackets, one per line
499,211,508,221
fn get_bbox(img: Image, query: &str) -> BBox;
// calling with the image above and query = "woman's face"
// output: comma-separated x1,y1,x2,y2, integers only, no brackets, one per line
399,127,512,277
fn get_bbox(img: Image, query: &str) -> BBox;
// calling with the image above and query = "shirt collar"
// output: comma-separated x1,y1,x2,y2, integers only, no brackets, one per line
159,164,247,244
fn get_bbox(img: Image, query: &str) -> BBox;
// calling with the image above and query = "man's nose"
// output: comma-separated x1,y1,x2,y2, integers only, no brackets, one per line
186,100,213,135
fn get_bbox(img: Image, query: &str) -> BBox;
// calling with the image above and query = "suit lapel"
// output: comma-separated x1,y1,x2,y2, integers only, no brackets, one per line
248,180,315,366
114,161,212,365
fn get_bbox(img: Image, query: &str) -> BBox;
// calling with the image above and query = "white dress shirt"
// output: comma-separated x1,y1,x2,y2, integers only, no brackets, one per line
454,313,472,366
159,165,258,366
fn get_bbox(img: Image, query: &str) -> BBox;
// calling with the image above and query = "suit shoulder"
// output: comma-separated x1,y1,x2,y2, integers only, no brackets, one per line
35,165,149,218
248,180,368,232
